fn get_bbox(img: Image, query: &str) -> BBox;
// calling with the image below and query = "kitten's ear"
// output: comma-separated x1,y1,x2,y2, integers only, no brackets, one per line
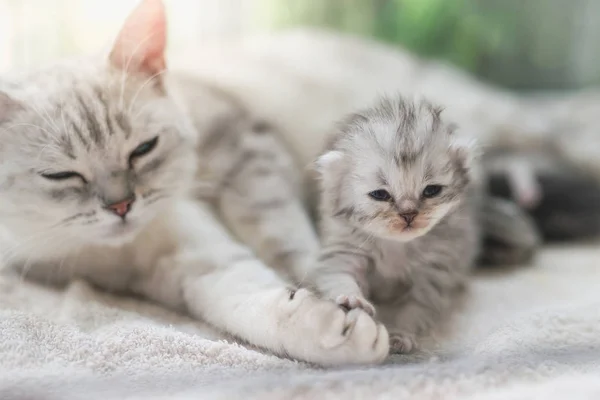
109,0,167,78
0,91,22,122
449,136,479,172
314,150,345,175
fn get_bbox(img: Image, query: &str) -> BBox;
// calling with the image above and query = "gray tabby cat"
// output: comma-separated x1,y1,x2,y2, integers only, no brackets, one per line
0,0,389,366
310,97,480,352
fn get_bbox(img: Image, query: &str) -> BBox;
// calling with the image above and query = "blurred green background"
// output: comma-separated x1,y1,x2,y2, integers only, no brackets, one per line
2,0,599,92
259,0,600,91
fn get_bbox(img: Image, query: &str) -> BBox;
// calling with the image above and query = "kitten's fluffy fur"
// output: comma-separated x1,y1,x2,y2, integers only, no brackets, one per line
311,97,479,352
0,0,390,366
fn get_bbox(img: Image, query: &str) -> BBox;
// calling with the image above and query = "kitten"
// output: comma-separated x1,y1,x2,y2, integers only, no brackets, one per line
0,0,389,366
310,96,479,352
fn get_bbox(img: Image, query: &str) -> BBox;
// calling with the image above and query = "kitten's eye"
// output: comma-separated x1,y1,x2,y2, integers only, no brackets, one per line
422,185,443,198
129,136,159,162
41,171,85,182
368,189,392,201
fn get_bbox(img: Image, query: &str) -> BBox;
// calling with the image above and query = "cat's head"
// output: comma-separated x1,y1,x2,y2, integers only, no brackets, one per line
0,0,196,247
317,96,476,242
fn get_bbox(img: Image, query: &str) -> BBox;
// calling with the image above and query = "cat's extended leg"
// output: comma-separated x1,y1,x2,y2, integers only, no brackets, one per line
210,121,320,283
134,200,389,366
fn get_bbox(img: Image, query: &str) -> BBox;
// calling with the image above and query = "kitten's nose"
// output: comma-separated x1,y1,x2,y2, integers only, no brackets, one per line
399,211,418,224
104,195,135,218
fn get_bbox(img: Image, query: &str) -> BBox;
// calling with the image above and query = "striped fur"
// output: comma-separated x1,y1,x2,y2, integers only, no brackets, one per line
310,96,480,353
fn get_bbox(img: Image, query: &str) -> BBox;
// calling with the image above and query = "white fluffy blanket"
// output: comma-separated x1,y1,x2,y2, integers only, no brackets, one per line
2,244,600,400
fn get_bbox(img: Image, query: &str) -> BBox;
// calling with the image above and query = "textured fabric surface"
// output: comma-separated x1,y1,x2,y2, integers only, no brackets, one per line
1,244,599,400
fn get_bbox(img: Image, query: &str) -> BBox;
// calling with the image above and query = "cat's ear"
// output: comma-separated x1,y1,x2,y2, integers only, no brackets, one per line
449,136,478,172
109,0,167,78
0,91,22,122
314,150,345,175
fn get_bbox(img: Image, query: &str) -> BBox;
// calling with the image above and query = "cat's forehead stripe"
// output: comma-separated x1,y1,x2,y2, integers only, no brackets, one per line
93,85,116,138
393,151,420,167
75,90,106,146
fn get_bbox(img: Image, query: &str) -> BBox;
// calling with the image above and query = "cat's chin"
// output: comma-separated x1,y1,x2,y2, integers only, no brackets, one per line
369,226,431,243
385,230,427,243
88,220,144,247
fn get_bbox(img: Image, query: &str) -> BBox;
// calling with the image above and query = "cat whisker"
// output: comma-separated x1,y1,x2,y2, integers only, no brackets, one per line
3,228,65,279
27,101,62,138
56,211,98,228
1,227,60,265
57,242,86,282
59,108,74,148
127,69,168,118
117,30,164,110
141,188,164,199
37,101,62,136
144,193,171,206
17,233,73,284
2,123,58,141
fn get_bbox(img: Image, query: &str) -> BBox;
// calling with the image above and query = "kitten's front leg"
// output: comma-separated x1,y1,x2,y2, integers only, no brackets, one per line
137,200,389,366
311,252,376,317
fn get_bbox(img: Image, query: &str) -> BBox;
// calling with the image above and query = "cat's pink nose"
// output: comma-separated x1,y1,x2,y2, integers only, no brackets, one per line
105,196,135,218
399,211,418,224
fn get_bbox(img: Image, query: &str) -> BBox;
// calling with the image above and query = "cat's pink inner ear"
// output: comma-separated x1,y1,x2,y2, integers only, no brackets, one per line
109,0,167,76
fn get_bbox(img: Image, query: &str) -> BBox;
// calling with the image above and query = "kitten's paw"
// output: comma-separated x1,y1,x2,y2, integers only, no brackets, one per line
335,294,376,316
389,332,418,354
285,289,389,366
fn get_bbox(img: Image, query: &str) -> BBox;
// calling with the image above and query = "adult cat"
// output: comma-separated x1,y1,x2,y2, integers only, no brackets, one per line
0,0,389,366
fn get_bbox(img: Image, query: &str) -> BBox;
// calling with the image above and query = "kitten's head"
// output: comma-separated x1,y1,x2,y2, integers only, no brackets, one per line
0,0,196,248
317,96,476,242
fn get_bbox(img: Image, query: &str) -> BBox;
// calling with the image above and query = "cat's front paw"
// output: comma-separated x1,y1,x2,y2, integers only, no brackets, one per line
389,331,418,354
335,294,376,317
285,289,389,366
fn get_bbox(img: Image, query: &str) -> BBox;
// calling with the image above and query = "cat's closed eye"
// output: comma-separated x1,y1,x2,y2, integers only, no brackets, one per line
129,136,159,165
41,171,86,183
